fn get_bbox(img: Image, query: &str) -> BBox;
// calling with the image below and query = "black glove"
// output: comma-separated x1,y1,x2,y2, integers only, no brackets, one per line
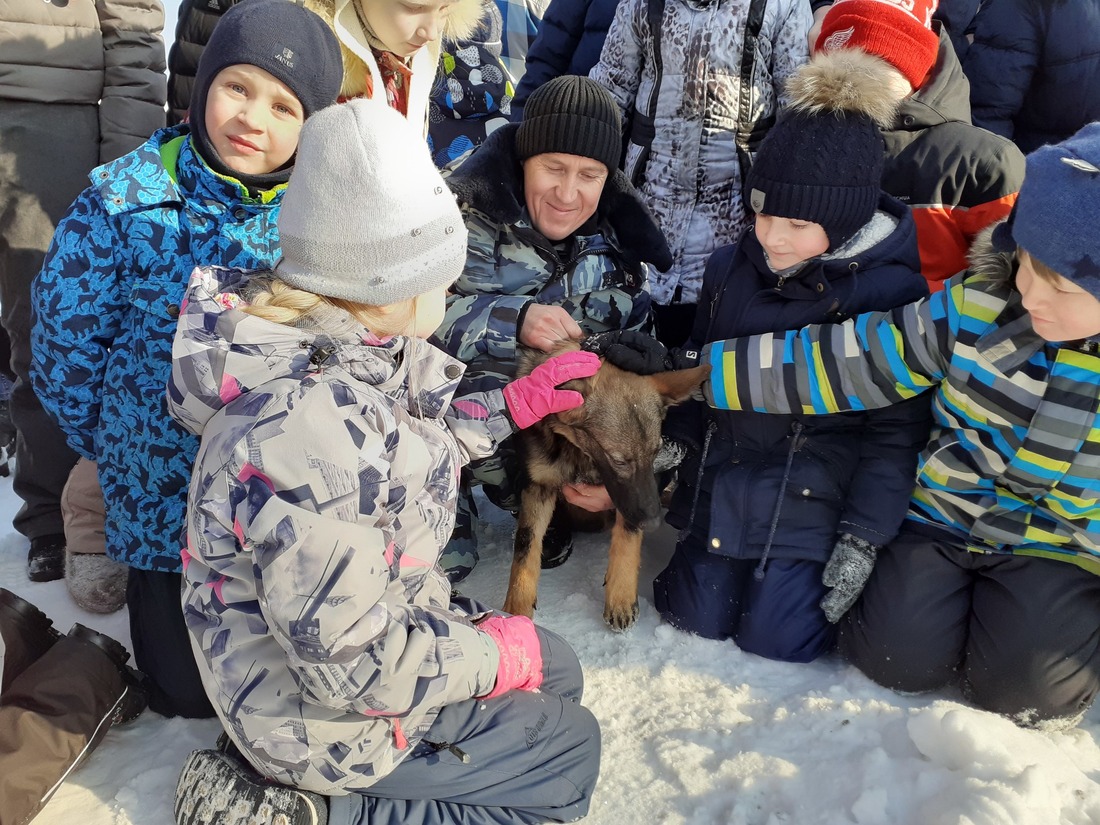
819,533,879,623
583,330,670,375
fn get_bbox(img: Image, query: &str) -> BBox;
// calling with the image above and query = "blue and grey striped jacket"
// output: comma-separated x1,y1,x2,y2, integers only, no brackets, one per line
701,231,1100,573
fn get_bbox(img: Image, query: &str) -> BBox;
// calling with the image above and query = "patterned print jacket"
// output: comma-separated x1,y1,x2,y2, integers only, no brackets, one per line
168,266,515,793
590,0,810,305
31,126,283,571
701,230,1100,573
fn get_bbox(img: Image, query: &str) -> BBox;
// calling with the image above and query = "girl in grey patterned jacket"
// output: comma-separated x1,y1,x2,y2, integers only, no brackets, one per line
169,99,602,824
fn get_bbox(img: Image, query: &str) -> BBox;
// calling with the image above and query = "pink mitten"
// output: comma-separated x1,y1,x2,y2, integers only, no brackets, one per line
479,615,544,698
503,350,600,429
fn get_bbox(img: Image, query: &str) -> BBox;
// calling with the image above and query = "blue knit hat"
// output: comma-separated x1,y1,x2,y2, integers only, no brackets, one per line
189,0,343,187
994,122,1100,298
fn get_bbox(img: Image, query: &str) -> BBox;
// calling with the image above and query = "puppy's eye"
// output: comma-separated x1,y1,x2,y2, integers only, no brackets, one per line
610,456,630,468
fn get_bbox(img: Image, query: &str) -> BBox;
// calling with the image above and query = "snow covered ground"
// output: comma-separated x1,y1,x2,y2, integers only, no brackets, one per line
4,476,1100,825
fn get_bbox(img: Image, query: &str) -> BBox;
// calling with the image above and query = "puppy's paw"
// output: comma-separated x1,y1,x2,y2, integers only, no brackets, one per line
603,598,639,631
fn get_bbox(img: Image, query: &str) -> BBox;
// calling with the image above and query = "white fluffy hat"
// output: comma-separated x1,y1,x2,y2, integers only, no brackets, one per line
276,99,467,306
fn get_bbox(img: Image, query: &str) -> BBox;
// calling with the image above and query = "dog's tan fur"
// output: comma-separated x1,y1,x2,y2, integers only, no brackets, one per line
503,341,709,630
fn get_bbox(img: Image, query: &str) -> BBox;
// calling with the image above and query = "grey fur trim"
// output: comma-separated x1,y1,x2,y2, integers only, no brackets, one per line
968,222,1015,281
66,551,128,614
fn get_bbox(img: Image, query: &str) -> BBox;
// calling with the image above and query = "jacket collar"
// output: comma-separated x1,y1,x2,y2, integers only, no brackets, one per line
894,26,972,131
93,125,283,218
445,124,673,272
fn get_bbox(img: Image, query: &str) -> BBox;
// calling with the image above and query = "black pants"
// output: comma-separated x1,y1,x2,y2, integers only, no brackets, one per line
839,527,1100,724
127,568,215,719
0,101,92,540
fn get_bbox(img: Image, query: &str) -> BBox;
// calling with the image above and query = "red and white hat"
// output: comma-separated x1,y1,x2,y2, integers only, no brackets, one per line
815,0,940,89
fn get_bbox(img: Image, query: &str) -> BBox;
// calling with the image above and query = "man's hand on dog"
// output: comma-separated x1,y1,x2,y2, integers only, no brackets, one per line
562,482,615,513
519,304,583,351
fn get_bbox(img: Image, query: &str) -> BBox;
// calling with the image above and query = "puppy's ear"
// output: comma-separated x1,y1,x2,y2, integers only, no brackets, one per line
552,368,600,424
649,364,710,406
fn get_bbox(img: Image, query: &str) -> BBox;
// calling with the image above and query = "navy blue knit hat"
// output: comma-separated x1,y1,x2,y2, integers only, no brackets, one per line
993,122,1100,298
189,0,343,186
745,107,885,251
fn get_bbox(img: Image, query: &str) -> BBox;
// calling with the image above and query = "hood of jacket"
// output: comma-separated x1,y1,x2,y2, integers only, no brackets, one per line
304,0,488,99
967,221,1015,282
893,26,972,130
445,123,674,272
168,267,464,438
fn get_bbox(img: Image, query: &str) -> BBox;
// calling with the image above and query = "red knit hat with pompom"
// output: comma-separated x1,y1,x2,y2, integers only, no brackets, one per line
815,0,940,90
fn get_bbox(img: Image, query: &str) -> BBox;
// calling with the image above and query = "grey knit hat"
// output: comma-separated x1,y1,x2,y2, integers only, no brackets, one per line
516,75,622,172
276,99,468,306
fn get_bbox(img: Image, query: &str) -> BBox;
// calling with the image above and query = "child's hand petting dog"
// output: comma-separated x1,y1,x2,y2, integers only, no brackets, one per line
503,351,600,428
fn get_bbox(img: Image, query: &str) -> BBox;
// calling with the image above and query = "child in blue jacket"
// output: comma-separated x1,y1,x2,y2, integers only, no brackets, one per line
655,51,931,662
30,0,342,718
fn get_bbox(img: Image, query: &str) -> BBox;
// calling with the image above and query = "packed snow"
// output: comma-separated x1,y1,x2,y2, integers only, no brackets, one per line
3,478,1100,825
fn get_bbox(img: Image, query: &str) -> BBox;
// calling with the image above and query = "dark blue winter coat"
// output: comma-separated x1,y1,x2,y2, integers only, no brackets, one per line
511,0,619,117
963,0,1100,154
666,196,931,566
31,126,284,571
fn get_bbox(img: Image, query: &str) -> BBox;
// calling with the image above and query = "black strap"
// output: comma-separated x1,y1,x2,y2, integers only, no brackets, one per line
736,0,771,183
624,0,665,186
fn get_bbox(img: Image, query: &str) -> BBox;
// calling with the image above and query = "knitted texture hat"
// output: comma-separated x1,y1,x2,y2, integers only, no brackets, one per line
190,0,343,185
816,0,940,90
745,50,898,251
993,122,1100,298
275,99,467,306
516,75,622,172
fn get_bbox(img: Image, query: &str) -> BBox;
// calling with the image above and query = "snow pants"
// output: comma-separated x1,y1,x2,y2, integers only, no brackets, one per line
0,101,90,540
127,569,214,719
653,536,836,663
0,607,130,825
839,526,1100,725
329,626,602,825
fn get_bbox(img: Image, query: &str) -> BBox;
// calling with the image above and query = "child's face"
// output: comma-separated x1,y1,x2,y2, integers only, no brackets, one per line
204,65,305,177
359,0,453,58
1016,252,1100,342
754,214,831,270
411,284,448,338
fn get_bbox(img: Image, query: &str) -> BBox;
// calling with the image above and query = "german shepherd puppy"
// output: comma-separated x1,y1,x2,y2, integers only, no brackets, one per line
503,340,709,630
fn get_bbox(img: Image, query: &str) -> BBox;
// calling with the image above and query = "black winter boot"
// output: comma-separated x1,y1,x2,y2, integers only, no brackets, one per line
0,587,61,691
541,503,574,569
67,623,147,724
27,533,66,583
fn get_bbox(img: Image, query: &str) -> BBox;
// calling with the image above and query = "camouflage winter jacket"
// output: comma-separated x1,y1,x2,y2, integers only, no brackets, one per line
168,266,517,793
435,122,669,393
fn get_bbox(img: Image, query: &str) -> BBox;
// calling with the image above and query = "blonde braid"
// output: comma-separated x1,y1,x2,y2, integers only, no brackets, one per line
240,280,326,324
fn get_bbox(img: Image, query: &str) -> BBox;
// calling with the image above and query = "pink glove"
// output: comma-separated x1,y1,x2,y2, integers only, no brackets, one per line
479,615,544,698
503,350,600,429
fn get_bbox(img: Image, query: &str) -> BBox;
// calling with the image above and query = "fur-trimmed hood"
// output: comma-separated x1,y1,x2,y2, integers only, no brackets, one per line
967,221,1015,282
304,0,488,101
445,124,674,272
788,48,904,127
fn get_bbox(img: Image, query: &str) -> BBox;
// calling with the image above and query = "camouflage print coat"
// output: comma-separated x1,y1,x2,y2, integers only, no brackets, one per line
168,266,518,794
434,123,670,500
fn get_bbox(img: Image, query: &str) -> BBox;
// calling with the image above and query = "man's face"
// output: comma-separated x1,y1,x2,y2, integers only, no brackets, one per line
522,153,608,241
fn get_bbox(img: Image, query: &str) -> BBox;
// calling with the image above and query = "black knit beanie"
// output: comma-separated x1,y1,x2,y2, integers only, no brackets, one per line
189,0,343,189
745,108,885,251
516,75,622,173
